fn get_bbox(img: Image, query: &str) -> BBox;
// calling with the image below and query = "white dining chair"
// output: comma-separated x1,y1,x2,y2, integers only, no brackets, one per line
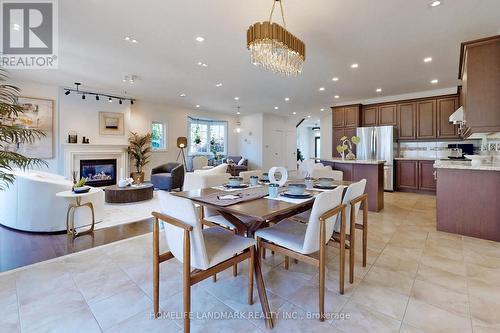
153,192,267,332
311,168,343,181
331,179,368,283
254,187,346,321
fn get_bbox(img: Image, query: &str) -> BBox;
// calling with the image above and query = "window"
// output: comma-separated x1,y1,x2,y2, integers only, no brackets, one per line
151,121,166,150
188,117,227,156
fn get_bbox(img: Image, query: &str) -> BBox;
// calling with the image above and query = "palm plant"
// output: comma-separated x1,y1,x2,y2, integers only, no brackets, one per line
127,132,152,182
0,69,46,190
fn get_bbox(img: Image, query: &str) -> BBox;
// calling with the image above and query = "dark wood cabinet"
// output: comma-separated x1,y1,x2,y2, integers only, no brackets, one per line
396,159,436,193
396,160,418,190
459,36,500,134
378,105,397,126
345,106,360,127
332,162,353,181
332,108,345,128
363,106,377,126
418,160,436,191
397,102,416,140
416,100,436,139
437,97,459,139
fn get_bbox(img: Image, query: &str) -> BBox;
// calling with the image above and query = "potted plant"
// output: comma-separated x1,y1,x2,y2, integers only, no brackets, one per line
336,135,360,160
0,69,46,190
127,132,152,184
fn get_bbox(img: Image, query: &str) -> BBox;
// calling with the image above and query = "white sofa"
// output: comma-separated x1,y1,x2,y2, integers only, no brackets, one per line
0,169,104,232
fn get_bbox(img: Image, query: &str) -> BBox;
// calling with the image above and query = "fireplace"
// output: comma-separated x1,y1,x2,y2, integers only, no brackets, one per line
80,159,117,187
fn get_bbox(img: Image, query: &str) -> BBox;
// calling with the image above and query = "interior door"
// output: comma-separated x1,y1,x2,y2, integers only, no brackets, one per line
266,130,283,170
284,130,296,171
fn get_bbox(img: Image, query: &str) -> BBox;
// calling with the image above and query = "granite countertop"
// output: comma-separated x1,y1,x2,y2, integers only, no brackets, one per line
433,161,500,171
322,158,385,165
394,157,438,161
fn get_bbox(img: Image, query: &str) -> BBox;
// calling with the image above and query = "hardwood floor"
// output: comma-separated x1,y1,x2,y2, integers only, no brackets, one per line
0,219,153,272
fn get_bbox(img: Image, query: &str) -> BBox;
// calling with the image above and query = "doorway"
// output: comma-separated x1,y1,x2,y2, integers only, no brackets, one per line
315,136,321,159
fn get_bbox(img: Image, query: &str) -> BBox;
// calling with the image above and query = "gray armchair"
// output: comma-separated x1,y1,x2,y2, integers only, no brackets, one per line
151,162,185,191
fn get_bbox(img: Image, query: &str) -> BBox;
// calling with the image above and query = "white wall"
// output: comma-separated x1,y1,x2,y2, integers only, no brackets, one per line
237,113,263,170
320,111,332,159
262,114,297,172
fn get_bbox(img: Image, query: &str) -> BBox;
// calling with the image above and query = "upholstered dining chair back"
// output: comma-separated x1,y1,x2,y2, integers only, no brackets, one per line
334,179,367,233
311,168,343,181
302,186,344,254
158,191,210,270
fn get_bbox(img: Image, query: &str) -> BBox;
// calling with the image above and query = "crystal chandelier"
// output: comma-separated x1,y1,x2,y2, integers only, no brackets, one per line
247,0,305,76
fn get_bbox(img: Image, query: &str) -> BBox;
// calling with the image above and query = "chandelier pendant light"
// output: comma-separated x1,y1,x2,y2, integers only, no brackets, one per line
247,0,305,76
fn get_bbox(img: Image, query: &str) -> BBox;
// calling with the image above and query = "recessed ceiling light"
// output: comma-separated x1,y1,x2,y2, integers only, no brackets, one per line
234,97,239,101
108,97,113,103
284,97,290,101
424,57,433,63
274,106,279,110
12,23,20,31
124,36,130,41
197,62,208,67
236,111,241,115
180,93,186,97
292,112,297,115
332,77,339,81
195,105,200,108
351,63,359,69
334,95,340,99
307,115,311,118
320,108,325,111
429,0,441,7
376,88,382,93
195,36,205,42
215,83,223,87
131,39,137,43
430,79,439,84
319,87,325,91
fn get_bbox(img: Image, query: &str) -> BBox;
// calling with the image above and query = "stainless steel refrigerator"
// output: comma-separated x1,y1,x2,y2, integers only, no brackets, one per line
356,126,397,191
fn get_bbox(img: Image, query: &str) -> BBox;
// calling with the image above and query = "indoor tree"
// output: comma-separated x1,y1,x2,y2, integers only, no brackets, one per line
0,69,46,190
127,131,152,184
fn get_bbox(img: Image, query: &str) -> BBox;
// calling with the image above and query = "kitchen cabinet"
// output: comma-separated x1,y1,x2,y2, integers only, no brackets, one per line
416,100,436,139
437,97,459,139
361,104,397,127
332,108,345,128
396,160,418,190
332,105,361,128
396,159,436,193
459,35,500,134
397,102,416,140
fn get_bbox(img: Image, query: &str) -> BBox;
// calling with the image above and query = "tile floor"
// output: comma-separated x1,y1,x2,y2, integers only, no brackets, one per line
1,192,500,333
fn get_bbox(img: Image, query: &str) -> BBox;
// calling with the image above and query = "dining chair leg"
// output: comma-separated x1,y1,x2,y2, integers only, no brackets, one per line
255,238,274,329
233,263,238,276
183,229,191,333
362,203,368,267
319,218,326,321
248,246,255,305
339,210,346,295
349,208,356,284
284,256,289,270
261,248,266,259
153,217,160,318
212,274,217,282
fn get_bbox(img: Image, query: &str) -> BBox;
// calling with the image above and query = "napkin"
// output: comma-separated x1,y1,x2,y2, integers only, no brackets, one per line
217,194,240,200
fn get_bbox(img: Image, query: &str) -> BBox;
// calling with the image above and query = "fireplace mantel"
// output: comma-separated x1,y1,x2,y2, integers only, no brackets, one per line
61,143,129,182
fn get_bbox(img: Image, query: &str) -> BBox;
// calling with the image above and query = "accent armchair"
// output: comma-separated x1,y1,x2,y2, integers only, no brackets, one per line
151,162,185,191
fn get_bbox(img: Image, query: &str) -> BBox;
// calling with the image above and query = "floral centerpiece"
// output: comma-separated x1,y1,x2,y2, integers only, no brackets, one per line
336,135,360,160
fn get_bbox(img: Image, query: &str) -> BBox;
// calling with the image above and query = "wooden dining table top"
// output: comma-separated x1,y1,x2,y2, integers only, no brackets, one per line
173,180,352,222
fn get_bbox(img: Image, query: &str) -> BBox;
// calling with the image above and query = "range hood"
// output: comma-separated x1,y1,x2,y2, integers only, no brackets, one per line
449,106,464,124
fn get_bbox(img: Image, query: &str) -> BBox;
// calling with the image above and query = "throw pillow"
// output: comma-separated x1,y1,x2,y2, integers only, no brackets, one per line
237,158,246,166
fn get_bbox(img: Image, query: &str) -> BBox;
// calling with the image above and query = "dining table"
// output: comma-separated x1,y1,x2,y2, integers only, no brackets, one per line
172,180,352,329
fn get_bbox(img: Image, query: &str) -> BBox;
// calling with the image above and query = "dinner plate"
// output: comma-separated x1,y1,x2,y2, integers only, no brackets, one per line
314,184,337,190
281,191,313,199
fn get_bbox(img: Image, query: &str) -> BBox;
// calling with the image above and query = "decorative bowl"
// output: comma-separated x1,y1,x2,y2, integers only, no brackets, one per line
228,176,243,187
73,186,90,194
288,183,306,195
318,177,334,187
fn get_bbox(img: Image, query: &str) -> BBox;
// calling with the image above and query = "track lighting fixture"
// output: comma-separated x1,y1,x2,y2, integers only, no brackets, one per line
63,82,134,104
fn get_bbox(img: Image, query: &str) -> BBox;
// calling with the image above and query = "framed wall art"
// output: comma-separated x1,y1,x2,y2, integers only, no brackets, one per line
99,112,124,136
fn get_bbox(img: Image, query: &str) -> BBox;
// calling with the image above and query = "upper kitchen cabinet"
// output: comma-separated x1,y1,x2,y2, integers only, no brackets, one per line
437,97,460,139
459,35,500,134
332,105,361,128
362,104,397,127
397,102,416,140
416,100,436,139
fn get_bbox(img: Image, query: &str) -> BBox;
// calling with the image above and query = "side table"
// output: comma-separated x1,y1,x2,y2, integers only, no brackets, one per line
56,188,100,238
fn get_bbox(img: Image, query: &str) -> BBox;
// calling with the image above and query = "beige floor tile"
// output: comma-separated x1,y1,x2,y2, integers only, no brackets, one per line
420,253,467,276
106,309,180,333
374,252,420,278
416,264,468,294
472,326,500,333
423,241,464,261
467,278,500,301
400,323,427,333
334,301,401,333
404,298,472,333
266,301,337,333
262,266,308,300
0,285,20,333
25,306,102,333
411,279,469,316
464,248,500,269
466,263,500,287
89,283,152,331
363,265,414,296
469,294,500,328
350,280,409,320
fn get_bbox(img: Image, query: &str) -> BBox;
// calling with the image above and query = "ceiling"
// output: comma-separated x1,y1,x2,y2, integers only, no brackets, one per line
10,0,500,120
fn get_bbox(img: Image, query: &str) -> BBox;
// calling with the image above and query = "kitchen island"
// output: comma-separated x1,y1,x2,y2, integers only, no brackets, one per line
435,162,500,241
320,158,385,212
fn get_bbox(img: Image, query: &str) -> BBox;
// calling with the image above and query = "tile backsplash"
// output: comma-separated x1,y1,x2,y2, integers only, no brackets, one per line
399,140,482,159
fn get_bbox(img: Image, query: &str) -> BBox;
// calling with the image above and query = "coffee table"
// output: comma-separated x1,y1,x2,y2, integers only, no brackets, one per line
105,184,154,203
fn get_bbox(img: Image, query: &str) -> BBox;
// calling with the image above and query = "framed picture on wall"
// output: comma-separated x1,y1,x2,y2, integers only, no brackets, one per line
99,112,124,136
7,97,54,159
